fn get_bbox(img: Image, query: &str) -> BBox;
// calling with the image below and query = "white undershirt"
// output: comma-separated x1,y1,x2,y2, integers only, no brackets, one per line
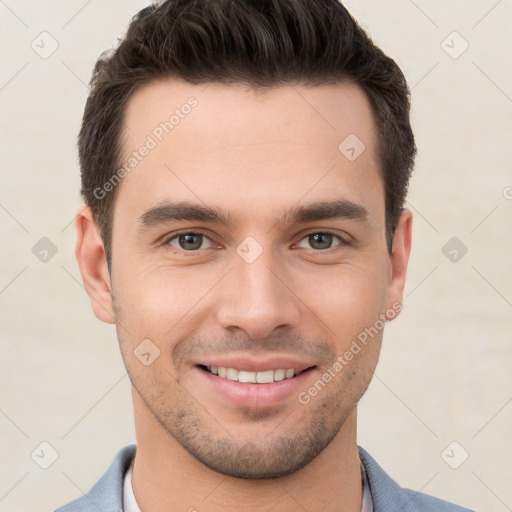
123,459,140,512
123,458,373,512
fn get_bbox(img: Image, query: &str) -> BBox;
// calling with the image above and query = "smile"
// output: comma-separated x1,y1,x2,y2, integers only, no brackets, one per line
203,365,304,383
196,361,316,409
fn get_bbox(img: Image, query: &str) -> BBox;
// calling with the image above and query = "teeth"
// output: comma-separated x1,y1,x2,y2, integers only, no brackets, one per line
226,368,238,381
274,369,286,381
239,371,257,383
205,366,299,383
256,370,274,384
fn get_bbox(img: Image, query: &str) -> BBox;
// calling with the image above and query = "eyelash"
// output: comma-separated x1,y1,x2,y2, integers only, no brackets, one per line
162,230,348,253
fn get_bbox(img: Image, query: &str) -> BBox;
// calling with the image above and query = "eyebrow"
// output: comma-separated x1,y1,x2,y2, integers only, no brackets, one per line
137,199,369,230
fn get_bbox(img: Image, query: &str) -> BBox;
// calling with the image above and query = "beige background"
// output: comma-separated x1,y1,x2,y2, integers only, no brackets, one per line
1,1,511,511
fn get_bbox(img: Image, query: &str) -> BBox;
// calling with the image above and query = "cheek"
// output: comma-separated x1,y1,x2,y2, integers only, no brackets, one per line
112,264,223,342
308,265,389,332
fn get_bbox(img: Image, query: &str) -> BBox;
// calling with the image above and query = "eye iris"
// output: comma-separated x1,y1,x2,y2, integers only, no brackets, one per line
309,233,332,250
179,233,202,250
175,233,335,251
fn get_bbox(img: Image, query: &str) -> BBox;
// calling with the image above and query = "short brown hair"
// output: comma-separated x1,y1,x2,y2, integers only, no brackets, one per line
79,0,416,261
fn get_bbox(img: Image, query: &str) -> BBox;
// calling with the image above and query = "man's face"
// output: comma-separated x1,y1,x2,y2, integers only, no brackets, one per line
101,79,409,478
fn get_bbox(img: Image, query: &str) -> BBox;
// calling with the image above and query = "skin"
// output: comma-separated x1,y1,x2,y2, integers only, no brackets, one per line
76,79,412,512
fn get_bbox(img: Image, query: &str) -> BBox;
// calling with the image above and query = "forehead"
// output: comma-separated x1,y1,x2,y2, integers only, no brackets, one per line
116,78,382,224
122,78,377,153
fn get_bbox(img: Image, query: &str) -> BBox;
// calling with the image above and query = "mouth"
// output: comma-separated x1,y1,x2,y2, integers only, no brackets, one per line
195,356,317,409
198,365,310,383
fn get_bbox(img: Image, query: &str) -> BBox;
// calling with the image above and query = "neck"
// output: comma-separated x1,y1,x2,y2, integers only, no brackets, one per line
131,390,362,512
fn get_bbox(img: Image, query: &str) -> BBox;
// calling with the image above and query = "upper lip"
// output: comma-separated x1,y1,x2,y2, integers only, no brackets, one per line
197,356,315,373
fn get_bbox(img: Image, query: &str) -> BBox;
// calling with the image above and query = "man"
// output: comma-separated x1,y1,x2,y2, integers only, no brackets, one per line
57,0,474,510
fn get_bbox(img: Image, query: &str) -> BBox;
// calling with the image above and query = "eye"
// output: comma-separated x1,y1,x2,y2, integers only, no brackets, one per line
295,231,343,250
163,230,346,253
166,232,214,251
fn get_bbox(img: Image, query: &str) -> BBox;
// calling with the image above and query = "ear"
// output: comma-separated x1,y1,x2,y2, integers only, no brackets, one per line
75,206,115,324
386,209,413,318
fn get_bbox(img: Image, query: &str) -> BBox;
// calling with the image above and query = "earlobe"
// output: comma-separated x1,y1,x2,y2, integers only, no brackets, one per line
387,209,413,318
75,206,116,324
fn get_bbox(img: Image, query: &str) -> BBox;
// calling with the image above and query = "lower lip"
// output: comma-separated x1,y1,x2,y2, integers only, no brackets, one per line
197,366,316,409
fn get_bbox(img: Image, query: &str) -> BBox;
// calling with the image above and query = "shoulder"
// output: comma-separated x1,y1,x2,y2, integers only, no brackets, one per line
54,444,136,512
56,443,475,511
358,446,476,512
399,488,475,511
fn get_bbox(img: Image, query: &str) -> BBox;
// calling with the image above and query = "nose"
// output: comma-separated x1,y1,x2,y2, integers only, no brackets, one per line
215,247,302,340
